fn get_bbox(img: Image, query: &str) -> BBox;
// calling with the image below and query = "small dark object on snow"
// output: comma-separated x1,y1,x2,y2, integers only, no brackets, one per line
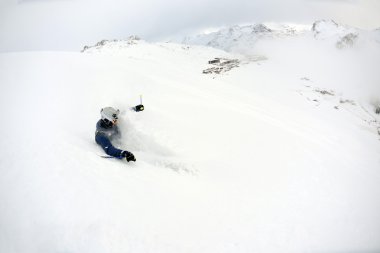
133,95,144,112
203,67,223,74
134,104,144,112
340,99,356,106
376,107,380,114
209,59,220,64
315,89,334,96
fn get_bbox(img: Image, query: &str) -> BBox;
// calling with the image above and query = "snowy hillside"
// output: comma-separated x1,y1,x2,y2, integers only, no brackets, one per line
1,27,380,253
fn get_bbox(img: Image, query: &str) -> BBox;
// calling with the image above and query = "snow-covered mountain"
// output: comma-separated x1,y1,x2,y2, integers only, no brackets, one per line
311,20,357,39
311,20,364,49
1,23,380,253
183,20,379,51
182,23,308,52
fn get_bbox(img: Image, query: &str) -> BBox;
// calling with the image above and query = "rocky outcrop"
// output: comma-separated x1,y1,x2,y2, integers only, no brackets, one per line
203,58,240,75
336,33,359,48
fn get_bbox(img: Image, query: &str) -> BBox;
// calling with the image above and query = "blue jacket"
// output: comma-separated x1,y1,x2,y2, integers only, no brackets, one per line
95,119,124,158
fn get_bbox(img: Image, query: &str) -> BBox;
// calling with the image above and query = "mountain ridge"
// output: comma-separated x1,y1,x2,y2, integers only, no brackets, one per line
180,20,378,52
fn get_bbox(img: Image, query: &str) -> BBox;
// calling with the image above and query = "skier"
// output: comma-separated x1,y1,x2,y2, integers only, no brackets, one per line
95,107,136,162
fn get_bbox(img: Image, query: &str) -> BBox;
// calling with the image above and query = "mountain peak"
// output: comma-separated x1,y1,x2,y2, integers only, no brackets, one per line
81,35,142,52
312,19,340,31
311,20,358,39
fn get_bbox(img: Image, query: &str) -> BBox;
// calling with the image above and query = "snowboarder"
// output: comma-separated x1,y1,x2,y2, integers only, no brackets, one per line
95,107,136,162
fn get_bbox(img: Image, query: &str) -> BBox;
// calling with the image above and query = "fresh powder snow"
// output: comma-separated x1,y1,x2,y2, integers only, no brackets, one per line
1,22,380,253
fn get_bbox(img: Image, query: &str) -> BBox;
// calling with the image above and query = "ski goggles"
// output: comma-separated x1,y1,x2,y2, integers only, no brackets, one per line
104,118,118,125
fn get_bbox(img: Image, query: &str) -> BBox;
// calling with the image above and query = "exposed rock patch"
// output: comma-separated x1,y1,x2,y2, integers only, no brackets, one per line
336,33,358,49
203,58,240,75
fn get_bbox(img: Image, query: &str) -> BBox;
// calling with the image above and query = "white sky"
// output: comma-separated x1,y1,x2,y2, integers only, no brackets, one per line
0,0,379,52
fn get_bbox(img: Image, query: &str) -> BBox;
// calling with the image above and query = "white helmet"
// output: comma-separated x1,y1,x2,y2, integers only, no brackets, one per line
100,107,120,123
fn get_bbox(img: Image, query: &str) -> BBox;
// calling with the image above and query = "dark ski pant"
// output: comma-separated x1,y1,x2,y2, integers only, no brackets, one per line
95,134,123,158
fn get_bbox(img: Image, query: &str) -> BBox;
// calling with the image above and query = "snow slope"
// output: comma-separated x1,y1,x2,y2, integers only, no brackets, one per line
1,34,380,253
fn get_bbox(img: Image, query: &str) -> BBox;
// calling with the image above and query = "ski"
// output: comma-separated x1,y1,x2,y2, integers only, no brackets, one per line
99,155,115,159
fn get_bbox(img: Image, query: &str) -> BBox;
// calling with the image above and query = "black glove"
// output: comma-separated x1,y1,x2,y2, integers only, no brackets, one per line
122,151,136,162
134,104,144,112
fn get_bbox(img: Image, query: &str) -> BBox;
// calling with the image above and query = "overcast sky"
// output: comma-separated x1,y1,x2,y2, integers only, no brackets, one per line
0,0,379,52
